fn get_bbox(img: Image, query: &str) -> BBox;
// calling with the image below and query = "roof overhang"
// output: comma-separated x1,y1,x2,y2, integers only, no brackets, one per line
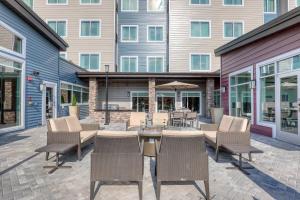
215,6,300,56
1,0,68,51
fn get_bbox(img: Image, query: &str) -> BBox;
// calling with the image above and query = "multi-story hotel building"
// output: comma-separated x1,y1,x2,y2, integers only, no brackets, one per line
22,0,299,122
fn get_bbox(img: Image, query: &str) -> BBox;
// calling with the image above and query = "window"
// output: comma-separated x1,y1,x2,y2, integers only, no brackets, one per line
259,63,275,123
190,0,210,5
190,21,210,38
48,0,67,5
23,0,33,8
0,22,24,56
224,21,243,38
190,54,210,71
278,55,300,73
121,56,138,72
264,0,276,13
121,0,138,11
47,20,67,37
147,56,164,72
80,0,101,4
213,89,221,107
60,52,67,59
157,92,176,112
147,26,164,42
147,0,164,11
131,92,149,112
224,0,243,6
182,92,201,113
61,82,89,105
80,20,100,37
298,0,300,7
80,53,101,71
121,25,138,42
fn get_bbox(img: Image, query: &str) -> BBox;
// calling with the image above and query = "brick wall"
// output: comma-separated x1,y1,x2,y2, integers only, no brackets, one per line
148,78,156,113
206,78,215,117
92,111,131,123
88,78,98,119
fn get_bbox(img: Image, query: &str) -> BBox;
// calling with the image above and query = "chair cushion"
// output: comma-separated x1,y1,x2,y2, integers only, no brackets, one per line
153,113,168,126
229,117,248,133
80,130,97,143
130,112,146,127
218,115,234,133
65,116,82,132
162,130,203,136
97,131,138,137
203,131,217,143
49,118,69,132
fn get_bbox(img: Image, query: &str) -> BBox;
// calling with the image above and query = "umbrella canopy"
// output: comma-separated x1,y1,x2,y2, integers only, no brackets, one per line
155,81,199,90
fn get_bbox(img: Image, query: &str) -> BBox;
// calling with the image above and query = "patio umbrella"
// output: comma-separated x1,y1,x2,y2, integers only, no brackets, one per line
155,81,199,90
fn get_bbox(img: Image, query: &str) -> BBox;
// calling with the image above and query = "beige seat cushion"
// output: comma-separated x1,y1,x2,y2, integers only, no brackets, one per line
162,130,203,137
97,130,138,137
130,112,146,127
229,117,248,133
203,131,217,143
218,115,234,133
65,116,82,132
49,118,69,132
153,113,168,126
80,130,97,143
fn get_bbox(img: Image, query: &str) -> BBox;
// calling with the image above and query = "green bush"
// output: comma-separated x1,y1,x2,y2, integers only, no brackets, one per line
71,95,77,106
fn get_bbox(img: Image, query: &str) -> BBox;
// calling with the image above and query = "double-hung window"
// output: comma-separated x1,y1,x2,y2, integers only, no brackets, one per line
190,54,210,71
47,0,68,5
80,20,101,37
147,0,164,12
80,53,101,71
121,0,138,12
121,56,138,72
60,52,67,59
121,25,138,42
147,56,164,72
23,0,34,8
224,21,243,39
224,0,243,6
190,21,210,38
147,26,164,42
298,0,300,7
47,20,67,37
80,0,101,4
190,0,210,5
264,0,276,13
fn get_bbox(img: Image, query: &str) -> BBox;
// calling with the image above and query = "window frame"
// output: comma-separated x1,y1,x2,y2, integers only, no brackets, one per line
47,0,68,5
130,91,149,112
264,0,277,14
223,0,244,6
121,25,139,43
46,19,68,38
223,20,244,39
120,56,138,72
79,52,101,71
189,0,211,6
189,53,211,72
147,0,165,12
60,81,89,106
146,56,165,72
121,0,139,12
147,25,165,42
79,19,101,38
156,91,177,112
190,20,211,39
79,0,102,5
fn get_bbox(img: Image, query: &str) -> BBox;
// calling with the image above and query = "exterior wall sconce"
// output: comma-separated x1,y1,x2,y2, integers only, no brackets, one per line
221,86,226,93
250,80,256,89
127,91,131,97
40,83,46,92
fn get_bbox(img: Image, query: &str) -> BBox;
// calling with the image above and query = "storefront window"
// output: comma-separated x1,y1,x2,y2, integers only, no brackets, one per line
230,70,252,118
60,82,88,105
157,92,175,112
131,92,149,112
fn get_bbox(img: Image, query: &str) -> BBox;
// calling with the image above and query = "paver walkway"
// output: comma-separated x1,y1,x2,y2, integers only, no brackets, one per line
0,126,300,200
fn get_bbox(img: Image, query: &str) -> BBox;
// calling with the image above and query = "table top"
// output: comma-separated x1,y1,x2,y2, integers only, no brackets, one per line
35,144,77,154
139,127,162,137
222,144,263,154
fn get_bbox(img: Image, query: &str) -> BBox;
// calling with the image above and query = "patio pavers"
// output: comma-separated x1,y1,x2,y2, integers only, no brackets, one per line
0,126,299,200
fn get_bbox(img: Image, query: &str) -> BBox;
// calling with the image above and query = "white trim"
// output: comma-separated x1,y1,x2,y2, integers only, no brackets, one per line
0,52,25,134
46,0,68,5
78,52,102,72
79,0,102,5
189,0,211,6
130,91,149,111
222,20,244,40
121,0,139,12
120,25,139,43
146,56,165,72
189,53,212,72
257,48,300,67
155,91,177,112
180,91,203,115
0,20,26,59
60,52,67,59
60,81,89,107
46,19,68,38
190,20,211,39
79,19,101,38
223,0,244,6
120,56,138,72
264,0,277,14
147,0,165,12
147,25,165,42
42,81,57,126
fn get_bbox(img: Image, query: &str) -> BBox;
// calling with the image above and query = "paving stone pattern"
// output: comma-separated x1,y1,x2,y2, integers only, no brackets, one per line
0,125,300,200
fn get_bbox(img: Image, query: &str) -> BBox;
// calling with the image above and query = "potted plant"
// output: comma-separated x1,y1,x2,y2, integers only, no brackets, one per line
69,95,80,118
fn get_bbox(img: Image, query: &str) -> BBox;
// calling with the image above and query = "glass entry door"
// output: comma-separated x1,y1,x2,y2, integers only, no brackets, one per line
277,73,300,145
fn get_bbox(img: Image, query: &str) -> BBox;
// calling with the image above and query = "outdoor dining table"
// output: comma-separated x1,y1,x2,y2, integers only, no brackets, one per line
138,127,162,157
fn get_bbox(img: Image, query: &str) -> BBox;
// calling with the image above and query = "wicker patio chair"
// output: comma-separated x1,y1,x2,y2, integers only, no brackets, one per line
90,131,144,200
152,112,169,128
47,116,99,160
126,112,146,130
171,112,185,127
155,130,209,200
200,115,250,161
185,112,197,127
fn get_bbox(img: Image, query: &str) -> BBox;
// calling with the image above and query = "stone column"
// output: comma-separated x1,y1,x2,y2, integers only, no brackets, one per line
206,78,215,117
89,78,98,117
148,78,156,114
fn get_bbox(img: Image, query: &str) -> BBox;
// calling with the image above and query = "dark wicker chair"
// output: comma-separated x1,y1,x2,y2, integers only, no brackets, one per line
155,131,210,200
90,131,144,200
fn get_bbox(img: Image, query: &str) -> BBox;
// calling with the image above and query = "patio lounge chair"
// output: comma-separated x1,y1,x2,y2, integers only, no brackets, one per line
90,131,144,200
155,130,209,200
126,112,146,130
47,116,99,160
152,112,169,128
200,115,250,161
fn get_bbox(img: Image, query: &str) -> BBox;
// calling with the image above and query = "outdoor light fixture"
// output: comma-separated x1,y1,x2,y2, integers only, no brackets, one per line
127,91,131,97
104,65,110,125
221,86,226,93
40,83,46,92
